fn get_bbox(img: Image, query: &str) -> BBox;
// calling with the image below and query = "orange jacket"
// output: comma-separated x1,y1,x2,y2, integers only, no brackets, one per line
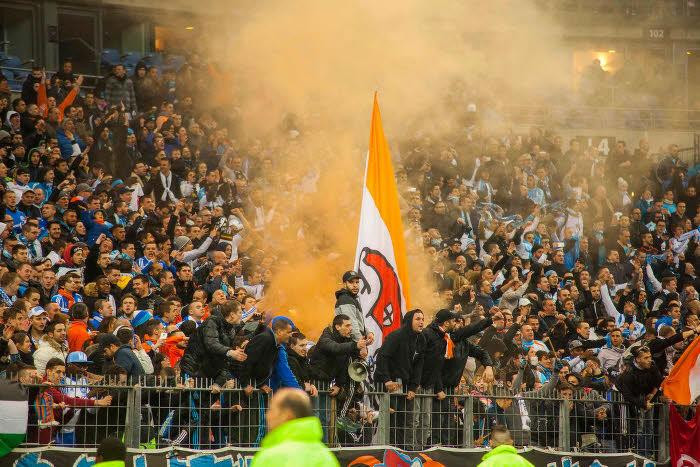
67,320,91,352
37,82,79,122
162,335,186,367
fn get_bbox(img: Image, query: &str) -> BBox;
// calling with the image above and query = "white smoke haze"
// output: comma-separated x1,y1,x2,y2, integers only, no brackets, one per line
200,0,570,336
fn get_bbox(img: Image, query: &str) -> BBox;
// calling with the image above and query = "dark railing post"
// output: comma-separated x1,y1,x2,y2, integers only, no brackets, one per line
558,398,571,451
376,391,390,445
463,395,474,448
657,403,670,463
124,384,141,449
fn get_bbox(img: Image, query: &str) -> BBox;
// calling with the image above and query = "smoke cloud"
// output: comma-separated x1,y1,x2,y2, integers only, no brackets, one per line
200,0,569,337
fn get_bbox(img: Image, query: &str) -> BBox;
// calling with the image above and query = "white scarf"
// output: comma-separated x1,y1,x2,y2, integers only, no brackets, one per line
160,171,177,203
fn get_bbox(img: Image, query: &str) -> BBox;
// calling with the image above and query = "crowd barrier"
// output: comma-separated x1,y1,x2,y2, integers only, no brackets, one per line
15,378,670,463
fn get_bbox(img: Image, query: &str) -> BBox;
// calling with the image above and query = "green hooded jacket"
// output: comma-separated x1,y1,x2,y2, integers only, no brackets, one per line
251,417,339,467
477,444,535,467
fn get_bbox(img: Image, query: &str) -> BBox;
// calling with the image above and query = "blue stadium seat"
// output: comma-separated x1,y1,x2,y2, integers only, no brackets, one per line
162,54,186,72
100,48,121,66
0,55,22,69
122,51,143,67
13,69,29,81
142,53,164,67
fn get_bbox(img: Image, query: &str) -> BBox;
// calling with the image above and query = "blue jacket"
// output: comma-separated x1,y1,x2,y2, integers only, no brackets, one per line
270,345,301,390
80,210,113,245
57,128,86,160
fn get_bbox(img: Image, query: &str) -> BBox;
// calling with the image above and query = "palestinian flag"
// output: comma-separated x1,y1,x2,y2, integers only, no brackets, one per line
0,379,28,457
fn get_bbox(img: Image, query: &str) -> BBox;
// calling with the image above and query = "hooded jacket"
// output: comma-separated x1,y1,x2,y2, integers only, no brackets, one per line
333,287,365,341
308,325,359,385
597,335,625,379
252,417,339,467
374,309,426,391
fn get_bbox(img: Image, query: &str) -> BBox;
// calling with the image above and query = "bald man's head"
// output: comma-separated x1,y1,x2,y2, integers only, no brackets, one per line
489,425,513,447
267,388,313,431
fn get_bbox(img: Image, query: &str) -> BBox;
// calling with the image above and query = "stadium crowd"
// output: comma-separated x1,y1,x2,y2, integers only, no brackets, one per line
0,57,699,455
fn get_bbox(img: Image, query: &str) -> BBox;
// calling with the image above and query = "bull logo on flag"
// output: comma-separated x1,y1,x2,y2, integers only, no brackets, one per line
357,247,403,338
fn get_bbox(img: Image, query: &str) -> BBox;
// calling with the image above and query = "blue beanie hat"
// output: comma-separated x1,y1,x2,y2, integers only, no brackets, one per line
131,310,153,328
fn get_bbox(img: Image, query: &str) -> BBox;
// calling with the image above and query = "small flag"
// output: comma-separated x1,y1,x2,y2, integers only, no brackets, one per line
354,93,411,353
0,379,28,457
662,335,700,405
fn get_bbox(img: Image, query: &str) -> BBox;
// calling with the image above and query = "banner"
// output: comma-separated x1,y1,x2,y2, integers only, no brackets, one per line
669,404,700,466
6,445,665,467
662,335,700,405
354,93,411,357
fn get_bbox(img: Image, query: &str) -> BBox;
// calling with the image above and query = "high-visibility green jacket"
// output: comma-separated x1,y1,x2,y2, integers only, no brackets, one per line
251,417,339,467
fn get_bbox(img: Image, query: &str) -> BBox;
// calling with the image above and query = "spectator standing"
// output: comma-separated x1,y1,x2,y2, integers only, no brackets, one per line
104,65,136,114
180,300,246,384
374,309,426,449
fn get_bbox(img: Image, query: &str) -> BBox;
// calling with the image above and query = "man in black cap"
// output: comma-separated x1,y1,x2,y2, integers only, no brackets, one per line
415,308,458,449
334,270,374,345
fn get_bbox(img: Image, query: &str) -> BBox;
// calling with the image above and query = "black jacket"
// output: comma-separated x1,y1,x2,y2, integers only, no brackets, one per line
180,313,238,382
308,326,359,385
420,321,451,392
374,309,426,391
287,347,311,385
144,171,183,201
616,362,663,411
442,323,493,389
239,327,279,387
648,333,686,375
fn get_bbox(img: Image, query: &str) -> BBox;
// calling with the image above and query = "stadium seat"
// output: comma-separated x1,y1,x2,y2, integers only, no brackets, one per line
162,54,186,72
0,55,22,69
121,51,144,67
100,48,121,66
142,53,164,67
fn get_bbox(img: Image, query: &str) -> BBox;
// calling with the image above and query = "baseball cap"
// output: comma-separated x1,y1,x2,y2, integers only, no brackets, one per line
518,298,531,307
545,270,558,277
342,270,361,282
568,339,584,350
116,186,134,195
66,351,93,364
435,309,457,324
28,306,47,318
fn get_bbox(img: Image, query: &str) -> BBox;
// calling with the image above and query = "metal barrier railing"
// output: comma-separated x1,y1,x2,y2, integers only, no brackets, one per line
0,65,100,93
502,105,700,131
12,378,669,461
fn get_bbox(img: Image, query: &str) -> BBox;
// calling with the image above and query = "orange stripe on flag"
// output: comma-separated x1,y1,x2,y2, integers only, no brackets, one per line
365,93,411,308
662,335,700,405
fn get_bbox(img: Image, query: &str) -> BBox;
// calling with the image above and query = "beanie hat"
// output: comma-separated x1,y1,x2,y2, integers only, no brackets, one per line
173,236,191,251
131,310,153,328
